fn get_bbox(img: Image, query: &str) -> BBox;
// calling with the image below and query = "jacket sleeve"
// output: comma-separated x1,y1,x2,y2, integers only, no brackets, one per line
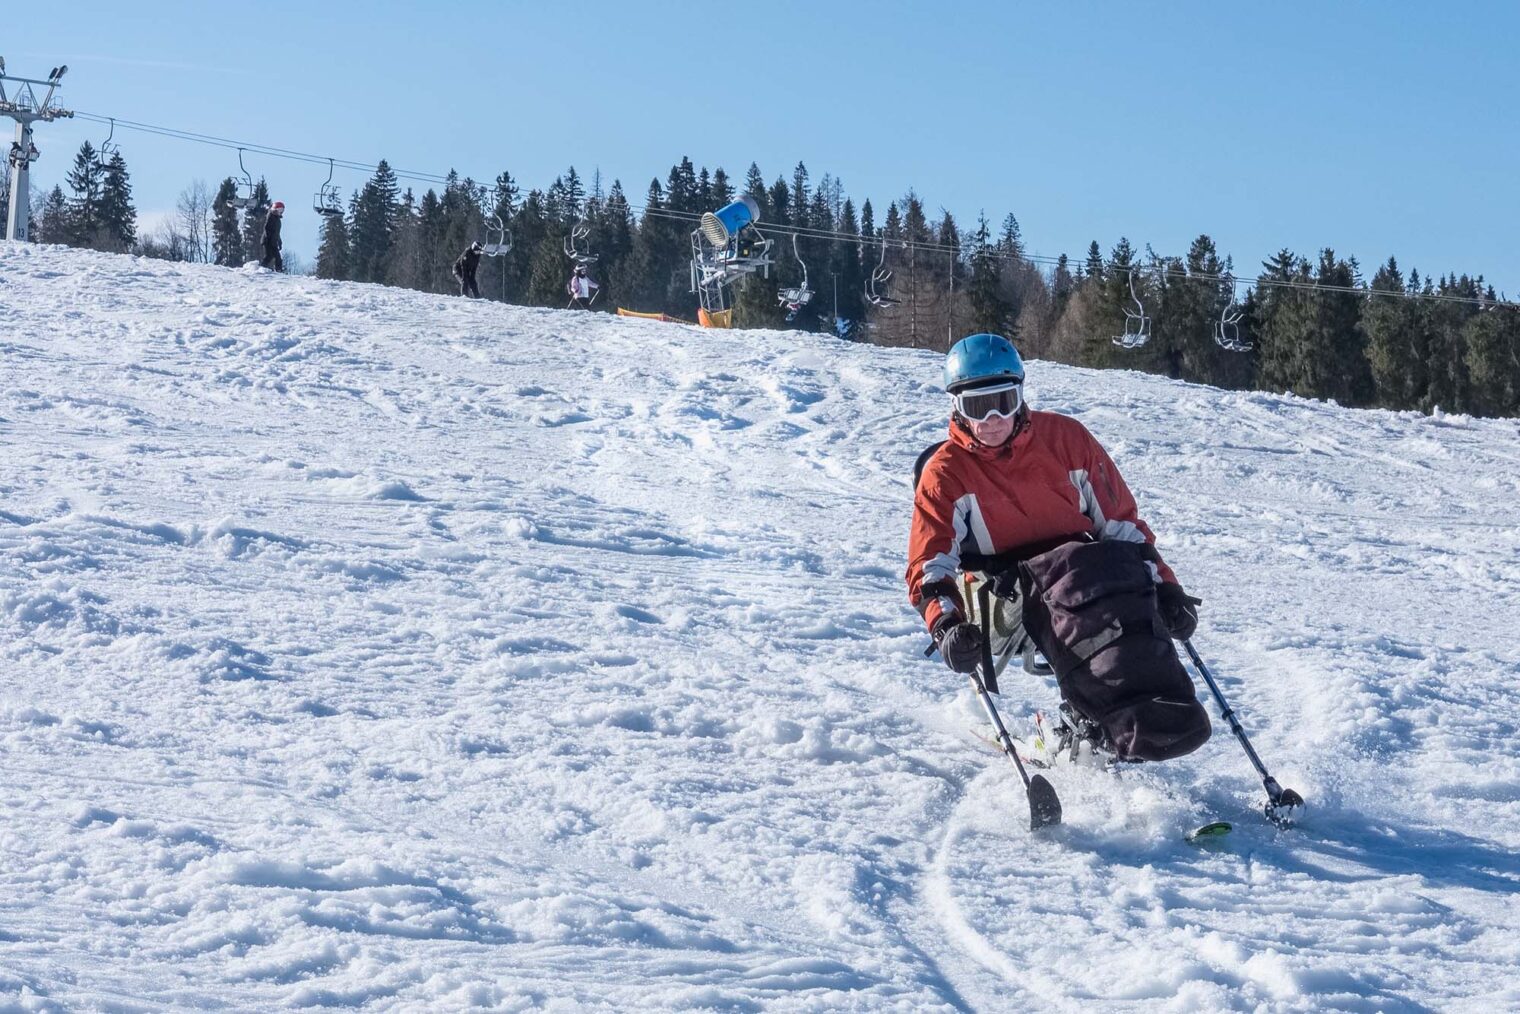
1077,427,1178,585
905,466,966,632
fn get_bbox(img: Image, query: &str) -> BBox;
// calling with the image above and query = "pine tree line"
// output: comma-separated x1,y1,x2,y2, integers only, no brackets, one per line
20,143,1519,418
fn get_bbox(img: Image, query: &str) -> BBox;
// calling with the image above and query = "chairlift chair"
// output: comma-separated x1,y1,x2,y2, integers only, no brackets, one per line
312,158,344,217
1212,275,1252,351
564,219,597,265
226,148,256,210
866,239,901,307
482,211,512,257
98,118,119,161
1111,268,1152,348
778,233,815,321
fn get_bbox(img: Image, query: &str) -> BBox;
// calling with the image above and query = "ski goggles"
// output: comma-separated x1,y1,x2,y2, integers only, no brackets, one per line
952,381,1023,421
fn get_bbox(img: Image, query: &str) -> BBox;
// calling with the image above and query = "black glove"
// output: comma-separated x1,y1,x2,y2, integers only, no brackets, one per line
1156,583,1202,641
933,615,984,674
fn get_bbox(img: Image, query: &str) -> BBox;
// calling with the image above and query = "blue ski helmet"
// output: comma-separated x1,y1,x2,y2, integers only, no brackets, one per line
944,333,1025,392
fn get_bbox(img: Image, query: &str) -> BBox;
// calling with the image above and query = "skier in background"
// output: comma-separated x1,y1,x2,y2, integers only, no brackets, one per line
260,201,285,272
907,332,1210,763
453,241,483,298
566,264,599,310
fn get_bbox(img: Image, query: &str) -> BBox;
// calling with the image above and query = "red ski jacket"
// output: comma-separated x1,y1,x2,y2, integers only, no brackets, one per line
906,410,1177,632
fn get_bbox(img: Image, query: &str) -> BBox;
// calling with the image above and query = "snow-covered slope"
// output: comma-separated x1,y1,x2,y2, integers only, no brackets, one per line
2,243,1518,1011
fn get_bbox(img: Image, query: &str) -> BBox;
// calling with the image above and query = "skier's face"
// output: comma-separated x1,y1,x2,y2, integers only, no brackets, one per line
967,412,1016,447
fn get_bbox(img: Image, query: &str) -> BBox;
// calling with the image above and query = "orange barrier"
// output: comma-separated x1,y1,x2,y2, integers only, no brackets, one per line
616,308,692,324
698,307,733,329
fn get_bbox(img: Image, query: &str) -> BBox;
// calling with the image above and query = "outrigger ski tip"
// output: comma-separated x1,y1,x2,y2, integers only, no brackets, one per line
1027,773,1062,830
1185,821,1233,842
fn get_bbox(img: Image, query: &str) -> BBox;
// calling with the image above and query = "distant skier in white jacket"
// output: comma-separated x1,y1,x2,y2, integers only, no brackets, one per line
566,264,599,310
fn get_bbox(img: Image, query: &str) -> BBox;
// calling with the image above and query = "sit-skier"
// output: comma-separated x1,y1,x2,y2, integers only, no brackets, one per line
906,333,1211,764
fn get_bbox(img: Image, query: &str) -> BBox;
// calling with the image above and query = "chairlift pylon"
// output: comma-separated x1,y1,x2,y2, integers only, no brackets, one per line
226,148,256,210
866,238,901,308
1213,274,1252,351
689,196,775,314
1111,268,1152,348
778,233,815,322
313,157,344,217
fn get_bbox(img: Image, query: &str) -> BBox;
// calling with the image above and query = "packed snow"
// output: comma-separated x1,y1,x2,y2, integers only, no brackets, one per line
2,242,1518,1011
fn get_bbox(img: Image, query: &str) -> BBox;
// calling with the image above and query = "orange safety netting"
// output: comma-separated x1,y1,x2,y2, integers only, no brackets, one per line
697,307,733,329
616,308,692,324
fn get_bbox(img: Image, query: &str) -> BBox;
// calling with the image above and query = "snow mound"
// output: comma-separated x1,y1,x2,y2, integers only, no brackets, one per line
2,242,1518,1009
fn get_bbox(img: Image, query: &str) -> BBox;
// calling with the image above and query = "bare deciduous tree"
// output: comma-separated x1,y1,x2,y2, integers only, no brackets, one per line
177,180,213,263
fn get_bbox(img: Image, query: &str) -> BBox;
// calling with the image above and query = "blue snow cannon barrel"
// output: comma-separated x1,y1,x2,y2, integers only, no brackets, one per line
700,195,761,247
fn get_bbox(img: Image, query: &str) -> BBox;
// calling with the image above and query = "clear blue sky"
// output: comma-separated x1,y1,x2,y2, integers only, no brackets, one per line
10,0,1519,290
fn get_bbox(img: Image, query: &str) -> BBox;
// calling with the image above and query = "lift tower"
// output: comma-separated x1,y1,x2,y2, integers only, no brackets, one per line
1,59,74,242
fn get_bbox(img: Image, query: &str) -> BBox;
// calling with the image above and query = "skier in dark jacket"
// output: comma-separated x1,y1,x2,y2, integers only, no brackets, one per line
908,333,1210,763
453,241,483,298
260,201,284,272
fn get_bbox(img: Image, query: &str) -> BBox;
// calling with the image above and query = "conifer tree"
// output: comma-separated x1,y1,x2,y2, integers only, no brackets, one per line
315,203,352,280
1424,275,1480,413
1084,241,1105,281
349,161,399,284
37,185,69,243
1463,305,1520,417
999,214,1024,259
562,166,585,218
832,198,867,336
240,179,272,262
1160,235,1236,385
439,172,482,291
732,270,783,329
595,179,635,310
96,151,136,253
528,230,571,306
65,141,105,247
389,188,425,290
967,213,1013,337
1363,257,1425,409
1253,250,1316,395
211,178,245,265
767,177,790,226
504,189,551,304
790,162,810,220
743,163,767,216
1082,237,1143,369
710,167,734,209
1302,250,1373,406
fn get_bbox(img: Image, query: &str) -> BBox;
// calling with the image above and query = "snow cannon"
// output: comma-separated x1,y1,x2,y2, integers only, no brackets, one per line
700,196,761,247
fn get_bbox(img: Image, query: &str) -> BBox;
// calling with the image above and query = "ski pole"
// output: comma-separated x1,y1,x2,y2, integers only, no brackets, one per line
976,586,1061,830
1182,639,1304,826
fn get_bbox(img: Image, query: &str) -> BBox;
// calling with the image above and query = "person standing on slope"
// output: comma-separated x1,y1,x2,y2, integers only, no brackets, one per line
906,333,1211,763
260,201,285,272
566,264,599,310
454,241,484,298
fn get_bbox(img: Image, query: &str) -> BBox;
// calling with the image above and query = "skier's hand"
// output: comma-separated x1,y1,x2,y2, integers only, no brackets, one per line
1156,582,1201,641
933,616,984,674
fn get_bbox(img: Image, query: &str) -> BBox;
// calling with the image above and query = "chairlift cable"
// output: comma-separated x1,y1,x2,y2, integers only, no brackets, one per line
68,109,1515,310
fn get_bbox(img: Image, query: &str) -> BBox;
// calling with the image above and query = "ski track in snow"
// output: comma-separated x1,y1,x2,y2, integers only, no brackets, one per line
2,243,1519,1011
